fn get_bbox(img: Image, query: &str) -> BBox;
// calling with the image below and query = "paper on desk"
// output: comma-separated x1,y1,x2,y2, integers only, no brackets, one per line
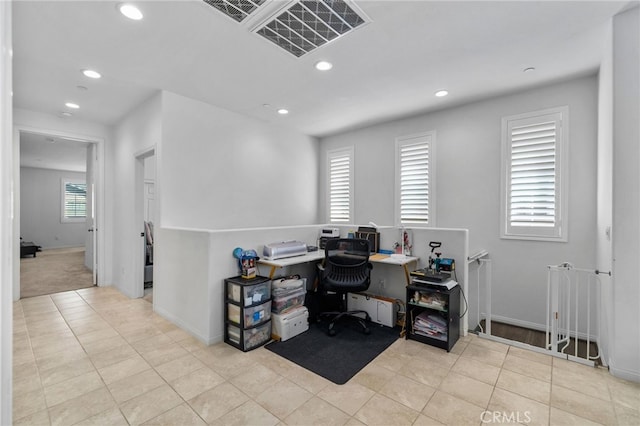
369,253,388,261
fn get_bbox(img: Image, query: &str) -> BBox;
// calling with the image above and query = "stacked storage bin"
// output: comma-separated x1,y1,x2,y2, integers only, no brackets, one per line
224,276,272,351
271,276,309,341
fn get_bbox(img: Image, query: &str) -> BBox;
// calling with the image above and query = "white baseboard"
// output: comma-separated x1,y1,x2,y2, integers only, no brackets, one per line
483,314,547,332
609,364,640,383
152,305,214,345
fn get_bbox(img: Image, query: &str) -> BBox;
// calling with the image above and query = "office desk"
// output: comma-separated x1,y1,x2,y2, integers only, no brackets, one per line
258,250,418,285
368,253,419,285
258,250,325,279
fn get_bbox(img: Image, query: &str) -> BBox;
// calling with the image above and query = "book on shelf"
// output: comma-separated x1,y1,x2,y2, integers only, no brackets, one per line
413,311,447,340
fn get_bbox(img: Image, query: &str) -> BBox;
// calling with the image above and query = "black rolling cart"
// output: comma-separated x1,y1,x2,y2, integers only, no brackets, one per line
406,281,460,352
224,275,272,351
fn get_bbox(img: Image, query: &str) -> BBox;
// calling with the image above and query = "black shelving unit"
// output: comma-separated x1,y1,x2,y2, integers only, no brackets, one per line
224,275,272,351
406,282,460,352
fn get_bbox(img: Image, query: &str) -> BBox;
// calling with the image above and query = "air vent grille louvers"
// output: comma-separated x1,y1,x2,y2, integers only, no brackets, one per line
203,0,267,22
258,0,365,57
203,0,366,57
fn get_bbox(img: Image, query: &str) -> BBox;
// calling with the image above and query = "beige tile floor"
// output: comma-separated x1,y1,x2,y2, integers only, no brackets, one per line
12,286,640,426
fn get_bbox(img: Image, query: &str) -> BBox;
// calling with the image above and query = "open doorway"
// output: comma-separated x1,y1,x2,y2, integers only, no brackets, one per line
18,130,99,298
136,148,156,303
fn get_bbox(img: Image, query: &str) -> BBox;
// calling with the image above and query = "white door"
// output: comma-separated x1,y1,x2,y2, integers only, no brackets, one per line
84,143,97,284
144,181,155,223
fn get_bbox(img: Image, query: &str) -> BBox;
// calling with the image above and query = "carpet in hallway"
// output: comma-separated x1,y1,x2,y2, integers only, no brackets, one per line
20,247,95,298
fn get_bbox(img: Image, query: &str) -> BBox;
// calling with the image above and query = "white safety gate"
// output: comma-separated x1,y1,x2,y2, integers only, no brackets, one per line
546,262,608,366
471,254,608,367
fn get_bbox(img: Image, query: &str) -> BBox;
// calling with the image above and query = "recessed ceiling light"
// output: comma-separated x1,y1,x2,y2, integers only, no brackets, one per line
523,67,536,73
82,69,101,79
435,90,449,97
60,112,73,117
277,109,289,115
65,102,80,109
118,3,143,20
315,61,333,71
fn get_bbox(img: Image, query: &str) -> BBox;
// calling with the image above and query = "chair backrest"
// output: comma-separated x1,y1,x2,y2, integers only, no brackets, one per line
321,238,372,292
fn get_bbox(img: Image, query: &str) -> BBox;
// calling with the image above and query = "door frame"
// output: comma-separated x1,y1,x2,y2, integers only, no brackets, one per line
13,125,106,300
134,146,155,299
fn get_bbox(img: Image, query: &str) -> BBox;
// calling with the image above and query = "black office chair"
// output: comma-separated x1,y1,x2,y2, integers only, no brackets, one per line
317,238,373,336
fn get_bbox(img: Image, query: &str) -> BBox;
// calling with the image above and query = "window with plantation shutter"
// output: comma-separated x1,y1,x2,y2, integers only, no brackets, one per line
501,107,568,241
61,179,87,223
395,132,435,226
328,147,353,223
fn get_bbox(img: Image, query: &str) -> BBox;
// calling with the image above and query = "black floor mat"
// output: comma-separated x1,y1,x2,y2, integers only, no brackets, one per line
265,320,400,385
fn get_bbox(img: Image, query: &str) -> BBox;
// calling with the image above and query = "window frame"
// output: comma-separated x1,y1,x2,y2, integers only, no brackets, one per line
395,131,436,227
327,147,354,224
61,178,87,223
500,106,569,242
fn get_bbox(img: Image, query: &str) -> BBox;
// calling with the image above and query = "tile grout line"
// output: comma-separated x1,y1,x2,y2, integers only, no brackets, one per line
79,288,216,425
16,289,638,426
45,290,123,425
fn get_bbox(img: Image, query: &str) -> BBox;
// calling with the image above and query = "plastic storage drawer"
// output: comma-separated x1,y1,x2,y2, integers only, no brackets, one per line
226,321,271,352
271,288,306,314
227,300,272,328
226,276,271,305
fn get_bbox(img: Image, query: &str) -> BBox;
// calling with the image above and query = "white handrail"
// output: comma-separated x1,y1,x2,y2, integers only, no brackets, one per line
468,251,490,335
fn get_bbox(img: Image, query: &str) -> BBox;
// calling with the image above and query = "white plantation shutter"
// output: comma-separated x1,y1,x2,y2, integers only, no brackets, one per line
502,107,567,241
509,120,556,227
396,132,435,225
328,148,353,223
62,180,87,222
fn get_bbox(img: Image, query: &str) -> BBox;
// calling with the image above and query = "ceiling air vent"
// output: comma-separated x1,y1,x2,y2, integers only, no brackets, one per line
202,0,267,23
255,0,368,57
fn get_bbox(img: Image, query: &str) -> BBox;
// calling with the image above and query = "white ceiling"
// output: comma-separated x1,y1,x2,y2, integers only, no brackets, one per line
20,132,88,173
12,0,632,148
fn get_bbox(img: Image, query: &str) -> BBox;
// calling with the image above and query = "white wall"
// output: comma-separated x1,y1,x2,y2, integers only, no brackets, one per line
597,18,614,369
112,90,320,299
155,225,323,344
149,91,320,340
111,93,162,298
320,76,599,331
20,167,86,249
160,91,320,230
0,2,12,422
154,228,212,342
610,6,640,382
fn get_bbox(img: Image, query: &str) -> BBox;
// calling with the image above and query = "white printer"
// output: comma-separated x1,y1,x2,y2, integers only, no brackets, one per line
272,306,309,341
320,227,339,238
263,240,308,260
